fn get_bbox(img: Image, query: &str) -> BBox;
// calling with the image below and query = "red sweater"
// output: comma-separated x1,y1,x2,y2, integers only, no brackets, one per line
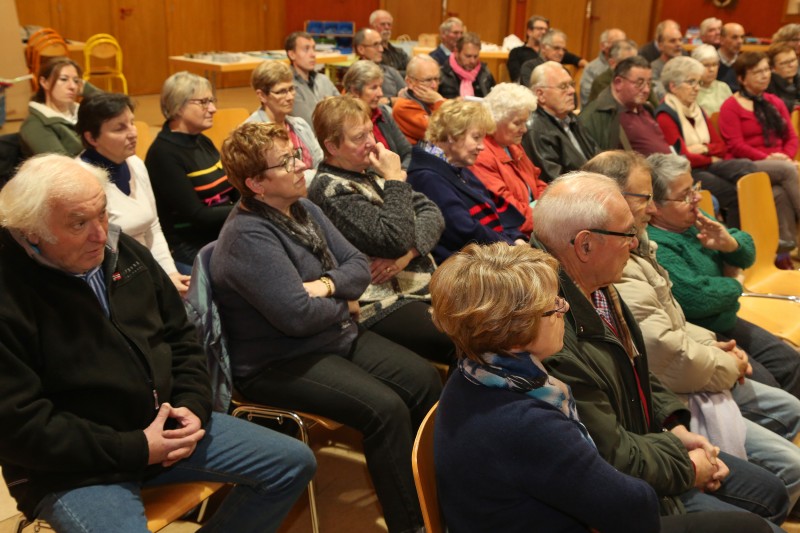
656,108,729,168
470,135,547,236
718,93,798,160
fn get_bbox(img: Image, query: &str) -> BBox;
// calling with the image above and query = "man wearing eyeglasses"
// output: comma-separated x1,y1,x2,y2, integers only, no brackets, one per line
580,28,627,107
517,29,568,87
392,55,445,144
285,31,340,127
524,61,599,182
369,9,409,75
507,15,587,84
354,28,406,104
531,171,791,531
590,150,800,520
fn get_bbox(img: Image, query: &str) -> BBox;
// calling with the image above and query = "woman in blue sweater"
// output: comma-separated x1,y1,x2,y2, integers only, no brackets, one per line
429,242,771,533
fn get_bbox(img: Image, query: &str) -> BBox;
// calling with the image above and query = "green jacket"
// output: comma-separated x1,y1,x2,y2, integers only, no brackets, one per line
579,87,657,152
19,103,83,158
533,238,694,513
646,223,755,333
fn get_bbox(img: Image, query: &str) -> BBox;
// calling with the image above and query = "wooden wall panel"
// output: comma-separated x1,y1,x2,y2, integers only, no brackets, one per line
446,0,510,46
659,1,783,40
164,0,221,56
524,0,587,58
585,0,653,59
2,0,32,123
15,1,56,28
52,0,115,41
382,0,442,41
116,0,169,96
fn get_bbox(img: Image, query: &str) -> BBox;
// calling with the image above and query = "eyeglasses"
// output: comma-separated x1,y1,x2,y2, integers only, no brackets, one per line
620,76,653,89
570,227,638,244
532,25,549,32
265,148,303,174
544,45,566,52
776,57,799,68
681,78,701,88
410,76,441,84
542,296,568,317
187,97,218,109
664,182,702,204
623,190,654,204
271,86,297,97
362,42,384,49
541,81,576,91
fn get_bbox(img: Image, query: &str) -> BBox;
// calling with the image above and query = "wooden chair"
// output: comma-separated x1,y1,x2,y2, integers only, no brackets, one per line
792,109,800,159
83,34,128,93
204,108,249,151
14,482,225,533
709,112,721,137
737,172,800,296
412,402,444,533
418,33,438,47
134,120,153,160
25,29,69,91
737,294,800,347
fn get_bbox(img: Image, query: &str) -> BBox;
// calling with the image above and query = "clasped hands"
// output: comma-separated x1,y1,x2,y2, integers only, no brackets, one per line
144,402,204,467
671,425,728,492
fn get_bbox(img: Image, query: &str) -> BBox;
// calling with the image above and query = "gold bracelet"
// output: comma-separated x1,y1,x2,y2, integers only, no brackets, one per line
320,276,333,297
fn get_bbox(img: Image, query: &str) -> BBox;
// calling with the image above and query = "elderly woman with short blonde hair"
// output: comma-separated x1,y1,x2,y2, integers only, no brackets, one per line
470,82,547,236
692,44,733,115
246,60,323,180
407,99,528,263
342,60,412,167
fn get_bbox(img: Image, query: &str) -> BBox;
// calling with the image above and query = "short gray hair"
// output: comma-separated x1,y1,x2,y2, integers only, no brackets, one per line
0,154,108,243
483,83,537,123
661,56,704,92
609,39,638,61
691,44,720,64
406,54,439,78
342,60,383,94
160,71,212,121
530,61,566,89
647,153,691,205
655,20,680,43
581,150,649,189
541,30,566,48
533,172,622,251
700,17,722,35
440,17,464,34
369,9,391,25
773,23,800,44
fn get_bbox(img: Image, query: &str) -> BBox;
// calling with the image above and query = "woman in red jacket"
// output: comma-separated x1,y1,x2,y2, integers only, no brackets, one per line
470,83,547,237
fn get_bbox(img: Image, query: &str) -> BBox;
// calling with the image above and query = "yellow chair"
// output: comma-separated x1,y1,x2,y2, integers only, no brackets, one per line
204,108,249,151
134,120,153,161
792,109,800,161
736,172,800,296
698,189,715,217
737,294,800,347
412,402,444,533
83,34,128,93
709,112,721,137
14,482,225,533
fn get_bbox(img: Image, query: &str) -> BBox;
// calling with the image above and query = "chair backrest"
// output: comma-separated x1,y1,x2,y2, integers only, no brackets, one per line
737,172,779,274
183,241,233,413
698,189,714,216
134,121,154,161
709,112,721,137
204,108,249,151
412,402,444,533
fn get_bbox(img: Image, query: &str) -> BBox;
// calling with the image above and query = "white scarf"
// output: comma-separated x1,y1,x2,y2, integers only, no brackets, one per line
664,93,710,153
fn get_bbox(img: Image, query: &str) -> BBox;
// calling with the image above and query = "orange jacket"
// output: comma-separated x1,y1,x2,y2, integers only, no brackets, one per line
392,97,445,145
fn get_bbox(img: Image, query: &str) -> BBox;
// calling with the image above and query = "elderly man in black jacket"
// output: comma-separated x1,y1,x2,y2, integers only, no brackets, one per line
524,61,599,182
0,154,315,531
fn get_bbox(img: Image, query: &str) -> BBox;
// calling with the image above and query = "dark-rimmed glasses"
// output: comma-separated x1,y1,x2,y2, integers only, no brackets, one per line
542,296,568,317
187,97,218,109
570,227,638,244
622,191,654,204
619,77,652,89
265,148,303,174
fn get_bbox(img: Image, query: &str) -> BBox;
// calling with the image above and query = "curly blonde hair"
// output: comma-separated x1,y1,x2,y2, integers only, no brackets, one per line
425,99,495,144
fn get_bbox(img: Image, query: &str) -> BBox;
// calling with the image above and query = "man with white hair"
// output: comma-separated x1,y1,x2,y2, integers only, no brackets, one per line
580,28,627,107
430,17,464,66
0,154,316,531
525,61,599,182
640,19,680,63
700,17,723,48
370,9,409,74
532,172,790,530
508,15,586,83
518,29,568,87
393,54,445,144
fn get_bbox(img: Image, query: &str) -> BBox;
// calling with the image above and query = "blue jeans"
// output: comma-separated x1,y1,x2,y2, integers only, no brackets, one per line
34,413,316,533
734,379,800,514
680,450,790,532
719,318,800,400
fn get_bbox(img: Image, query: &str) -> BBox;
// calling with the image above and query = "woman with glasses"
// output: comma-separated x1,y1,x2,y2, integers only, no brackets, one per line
656,56,800,248
20,57,99,158
76,92,190,296
407,99,527,264
342,60,412,168
246,61,323,182
767,43,800,114
470,83,547,237
431,241,771,533
308,96,454,365
212,122,441,533
145,71,238,271
718,52,800,263
692,45,733,115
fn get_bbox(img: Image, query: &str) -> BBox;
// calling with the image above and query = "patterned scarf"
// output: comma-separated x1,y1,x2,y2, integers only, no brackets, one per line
241,196,335,270
740,87,787,147
460,352,595,447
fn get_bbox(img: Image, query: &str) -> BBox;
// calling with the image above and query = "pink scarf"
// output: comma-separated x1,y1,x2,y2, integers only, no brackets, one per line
448,52,479,97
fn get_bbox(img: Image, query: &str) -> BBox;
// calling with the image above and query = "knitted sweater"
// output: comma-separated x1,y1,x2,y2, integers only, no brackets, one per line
646,223,755,333
145,123,239,265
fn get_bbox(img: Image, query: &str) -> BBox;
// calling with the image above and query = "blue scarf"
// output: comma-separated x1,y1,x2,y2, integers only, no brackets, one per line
81,149,131,195
460,352,595,447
